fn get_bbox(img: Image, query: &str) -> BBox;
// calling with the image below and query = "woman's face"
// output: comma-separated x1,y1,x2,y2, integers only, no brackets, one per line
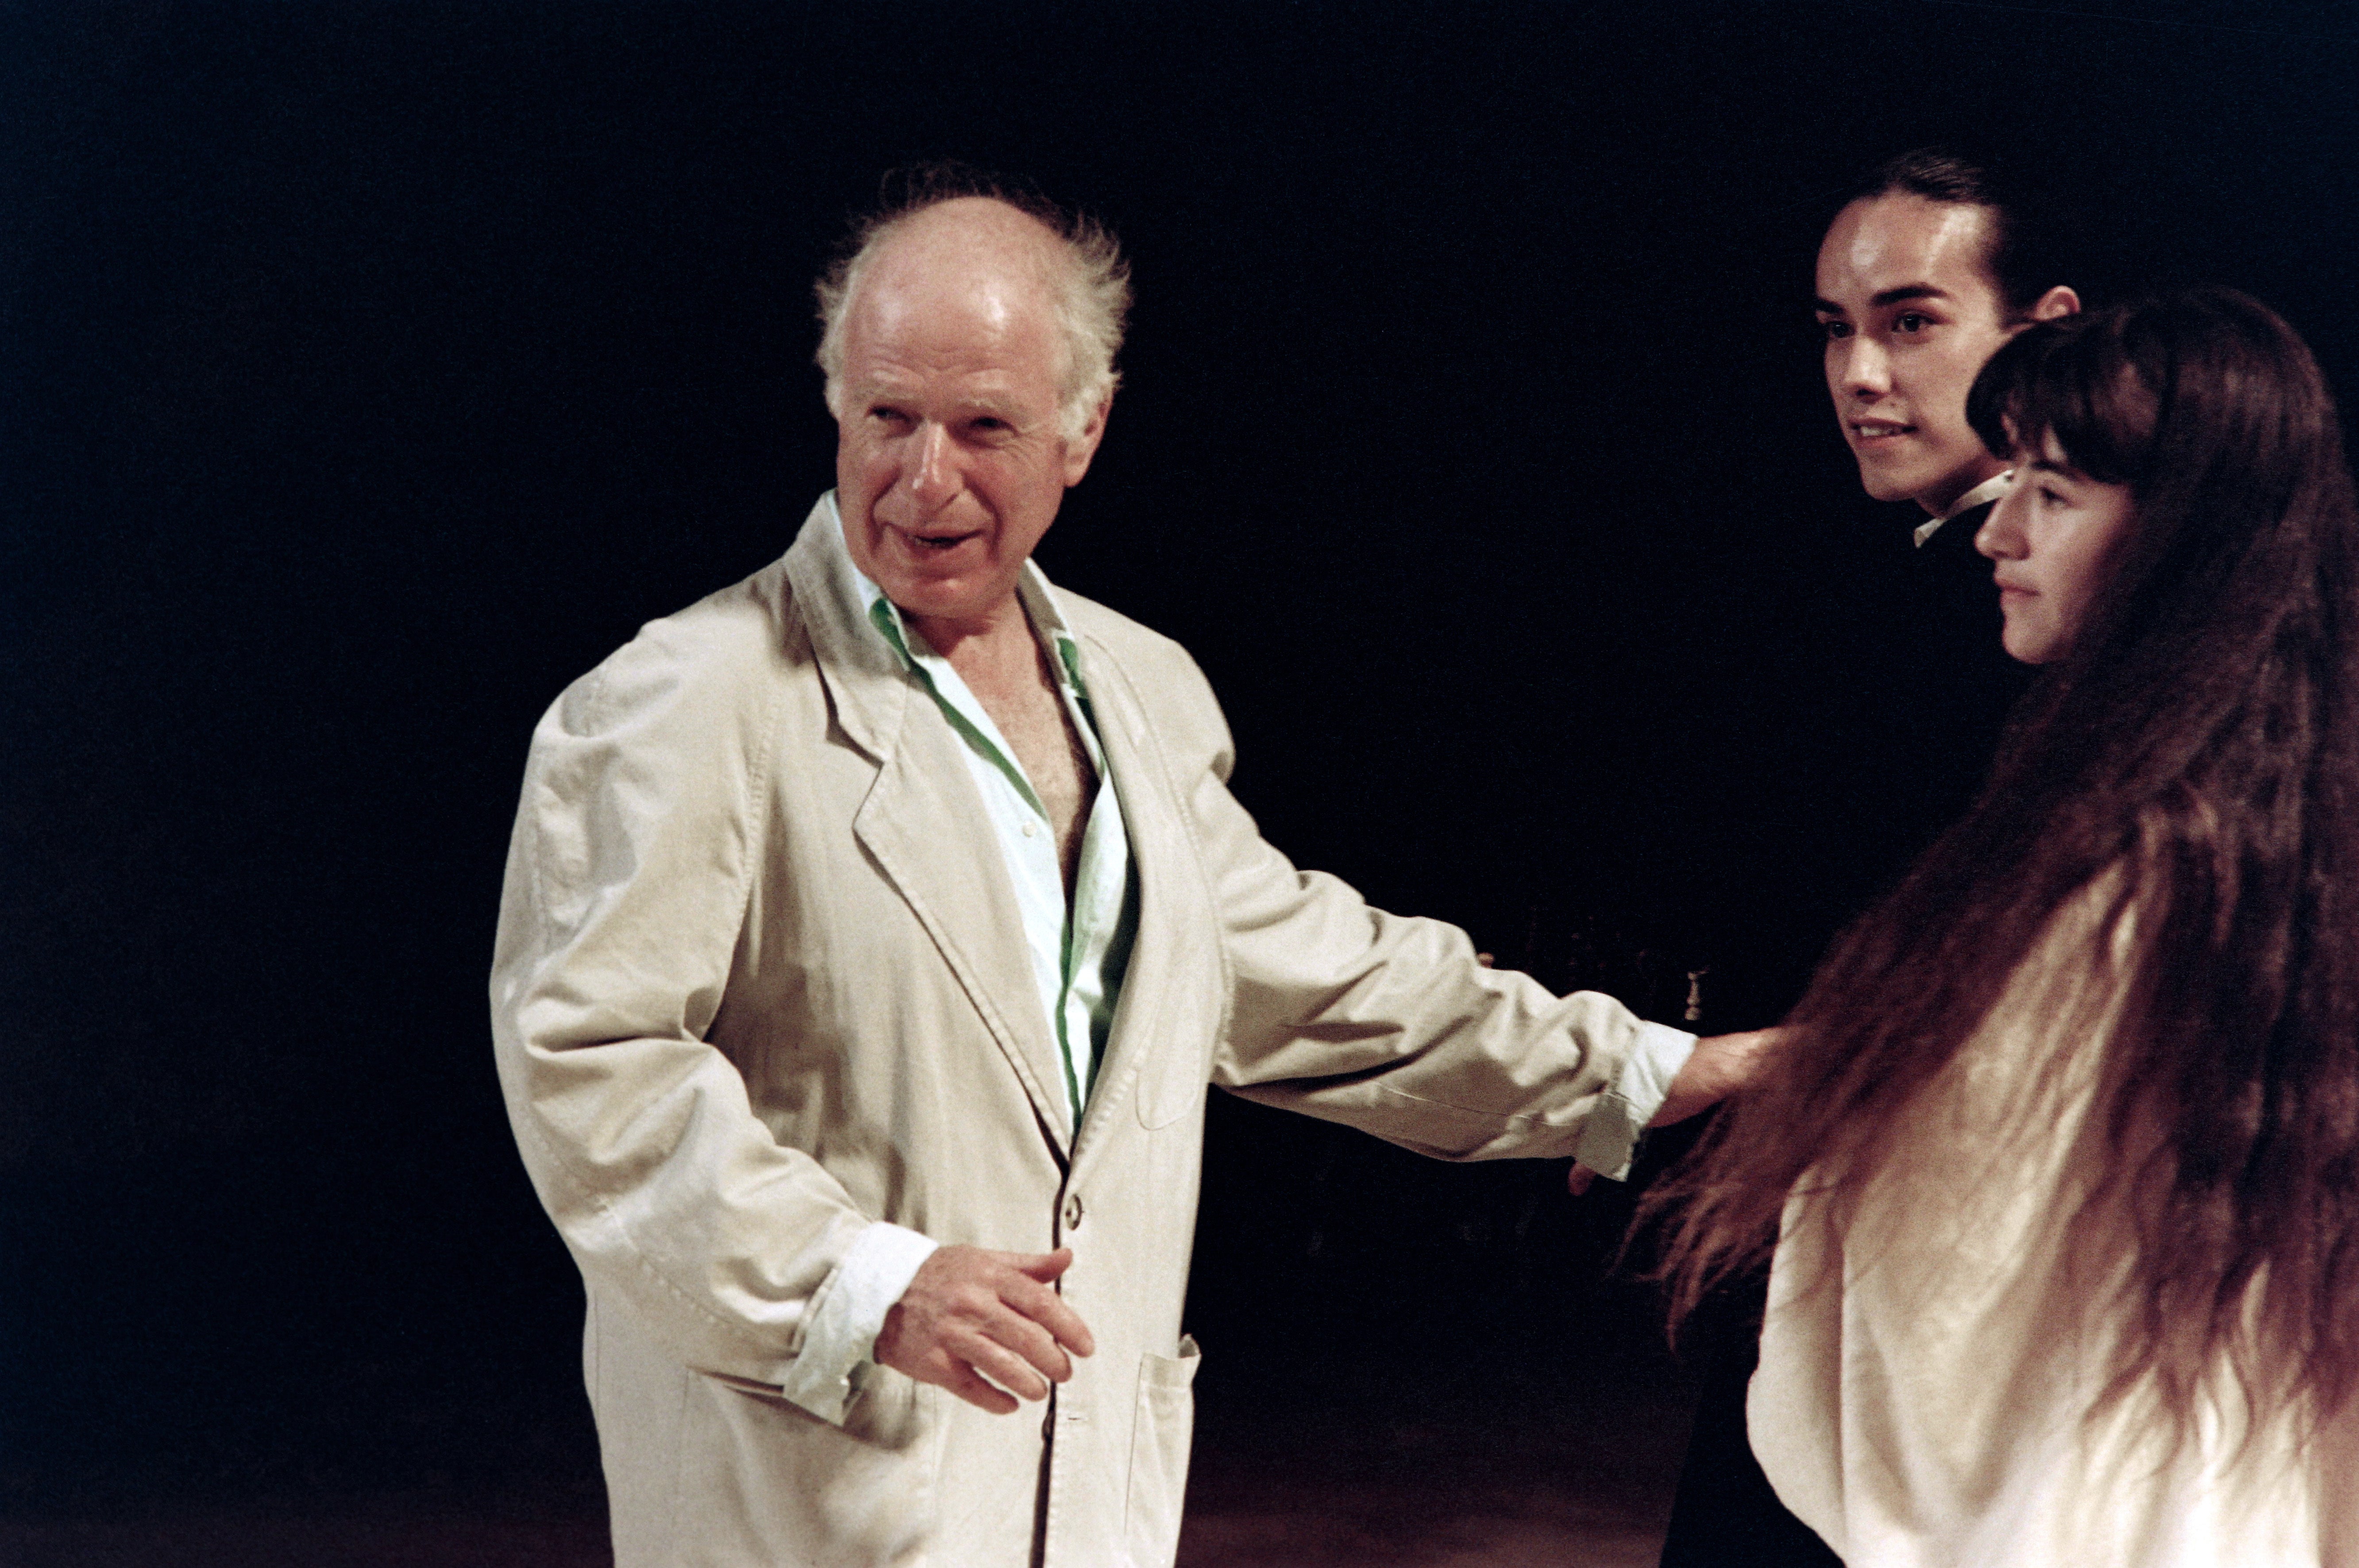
1974,433,2139,664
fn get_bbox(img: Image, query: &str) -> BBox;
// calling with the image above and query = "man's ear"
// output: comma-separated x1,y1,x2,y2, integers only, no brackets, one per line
2029,284,2081,323
1061,393,1113,488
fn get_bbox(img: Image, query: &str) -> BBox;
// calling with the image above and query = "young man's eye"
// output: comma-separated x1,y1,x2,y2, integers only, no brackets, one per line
1819,319,1852,341
1895,312,1931,333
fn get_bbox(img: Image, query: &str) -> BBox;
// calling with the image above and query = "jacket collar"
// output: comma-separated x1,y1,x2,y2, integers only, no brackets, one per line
782,493,910,763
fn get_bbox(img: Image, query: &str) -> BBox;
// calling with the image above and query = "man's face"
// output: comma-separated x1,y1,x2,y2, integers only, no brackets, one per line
1815,195,2016,516
834,207,1106,630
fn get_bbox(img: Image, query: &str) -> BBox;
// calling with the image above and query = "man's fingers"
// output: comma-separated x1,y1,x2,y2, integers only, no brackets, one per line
953,1301,1075,1386
1002,1270,1095,1359
940,1363,1019,1416
1566,1163,1596,1197
967,1302,1074,1387
960,1332,1056,1403
1015,1246,1075,1284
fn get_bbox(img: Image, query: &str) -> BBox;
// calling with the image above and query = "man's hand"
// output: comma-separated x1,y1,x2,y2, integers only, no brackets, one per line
871,1244,1096,1414
1650,1025,1786,1128
1565,1027,1790,1195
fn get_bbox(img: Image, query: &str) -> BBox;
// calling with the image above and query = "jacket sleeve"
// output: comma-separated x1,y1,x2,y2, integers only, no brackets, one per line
1154,644,1684,1168
487,604,928,1422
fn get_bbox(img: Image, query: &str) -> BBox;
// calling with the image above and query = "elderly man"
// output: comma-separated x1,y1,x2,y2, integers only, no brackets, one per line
492,178,1760,1568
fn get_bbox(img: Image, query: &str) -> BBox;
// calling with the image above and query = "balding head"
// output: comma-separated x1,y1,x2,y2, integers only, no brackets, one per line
842,200,1072,405
816,186,1129,442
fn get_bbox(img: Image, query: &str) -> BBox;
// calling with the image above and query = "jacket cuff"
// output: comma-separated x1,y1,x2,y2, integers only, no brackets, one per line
776,1222,940,1424
1572,1021,1696,1182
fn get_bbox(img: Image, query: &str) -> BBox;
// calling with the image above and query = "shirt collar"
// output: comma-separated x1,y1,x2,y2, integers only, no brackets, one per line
817,490,1079,669
1913,469,2016,549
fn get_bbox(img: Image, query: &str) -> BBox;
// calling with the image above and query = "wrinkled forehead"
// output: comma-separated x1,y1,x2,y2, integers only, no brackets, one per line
844,213,1068,381
861,201,1063,318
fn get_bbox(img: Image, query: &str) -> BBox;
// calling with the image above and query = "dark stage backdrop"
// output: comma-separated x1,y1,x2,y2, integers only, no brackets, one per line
6,0,2355,1510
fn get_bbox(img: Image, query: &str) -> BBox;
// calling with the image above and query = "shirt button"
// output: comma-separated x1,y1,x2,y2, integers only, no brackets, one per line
1022,821,1037,838
1061,1193,1084,1230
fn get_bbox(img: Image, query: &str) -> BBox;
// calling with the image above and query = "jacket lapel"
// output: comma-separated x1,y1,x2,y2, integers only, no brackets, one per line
783,507,1075,1153
1065,633,1199,1163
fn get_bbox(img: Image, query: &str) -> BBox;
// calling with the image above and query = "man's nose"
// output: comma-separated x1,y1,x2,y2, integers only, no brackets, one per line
1836,336,1891,398
905,422,959,506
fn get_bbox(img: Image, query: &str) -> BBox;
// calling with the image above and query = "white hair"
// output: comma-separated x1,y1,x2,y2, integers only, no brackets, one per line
813,180,1130,443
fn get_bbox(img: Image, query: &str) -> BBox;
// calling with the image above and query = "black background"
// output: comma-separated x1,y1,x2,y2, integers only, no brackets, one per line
7,0,2357,1515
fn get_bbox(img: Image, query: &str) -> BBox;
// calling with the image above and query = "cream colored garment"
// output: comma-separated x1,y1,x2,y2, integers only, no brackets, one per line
1752,882,2359,1566
490,497,1679,1568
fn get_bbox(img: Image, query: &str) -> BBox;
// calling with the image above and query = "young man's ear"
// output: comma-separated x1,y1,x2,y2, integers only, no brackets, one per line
2028,285,2081,323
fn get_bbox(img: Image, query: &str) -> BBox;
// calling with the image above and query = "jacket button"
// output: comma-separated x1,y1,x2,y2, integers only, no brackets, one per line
1061,1193,1084,1230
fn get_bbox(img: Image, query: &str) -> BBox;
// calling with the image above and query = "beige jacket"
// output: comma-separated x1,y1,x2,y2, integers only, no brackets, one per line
490,499,1667,1568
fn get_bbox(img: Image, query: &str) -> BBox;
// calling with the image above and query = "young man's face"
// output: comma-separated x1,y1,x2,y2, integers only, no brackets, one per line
1815,194,2019,516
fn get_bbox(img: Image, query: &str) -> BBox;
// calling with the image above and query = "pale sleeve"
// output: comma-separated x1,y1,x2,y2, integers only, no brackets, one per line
488,606,924,1424
1579,1024,1697,1180
1156,646,1689,1168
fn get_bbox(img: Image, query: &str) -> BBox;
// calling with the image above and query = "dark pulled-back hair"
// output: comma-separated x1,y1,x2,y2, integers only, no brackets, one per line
1648,288,2359,1438
1846,146,2081,319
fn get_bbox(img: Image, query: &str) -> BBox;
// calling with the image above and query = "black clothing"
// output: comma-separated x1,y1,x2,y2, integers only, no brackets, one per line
1893,500,2033,831
1652,500,2029,1568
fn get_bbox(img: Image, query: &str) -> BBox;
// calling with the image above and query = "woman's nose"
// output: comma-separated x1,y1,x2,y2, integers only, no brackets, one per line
1976,475,2027,560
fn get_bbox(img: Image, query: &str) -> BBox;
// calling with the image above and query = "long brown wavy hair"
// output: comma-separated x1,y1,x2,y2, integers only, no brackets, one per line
1644,288,2359,1436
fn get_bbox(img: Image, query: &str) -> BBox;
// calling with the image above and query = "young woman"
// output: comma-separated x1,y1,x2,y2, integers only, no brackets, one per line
1646,289,2359,1565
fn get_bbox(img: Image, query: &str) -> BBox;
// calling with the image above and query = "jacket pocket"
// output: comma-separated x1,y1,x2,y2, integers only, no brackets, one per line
1122,1336,1201,1568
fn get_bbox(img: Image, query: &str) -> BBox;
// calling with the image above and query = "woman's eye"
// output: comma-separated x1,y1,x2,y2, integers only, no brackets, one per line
1895,312,1930,333
1820,320,1852,341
